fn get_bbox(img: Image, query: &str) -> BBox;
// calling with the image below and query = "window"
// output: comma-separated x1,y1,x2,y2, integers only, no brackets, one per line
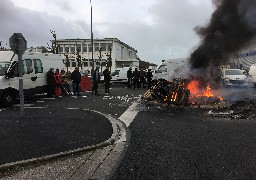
0,61,10,76
129,51,132,58
94,43,99,51
121,47,124,60
71,46,75,53
9,62,19,77
111,70,120,76
76,45,81,53
71,61,76,67
33,59,43,74
24,59,32,74
225,69,243,75
100,43,106,51
83,62,88,67
59,45,64,53
83,44,87,52
89,45,92,52
107,43,112,52
64,45,69,53
66,61,70,67
101,61,106,66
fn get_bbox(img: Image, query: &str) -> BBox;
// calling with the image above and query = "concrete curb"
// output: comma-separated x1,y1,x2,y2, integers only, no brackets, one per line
0,109,118,171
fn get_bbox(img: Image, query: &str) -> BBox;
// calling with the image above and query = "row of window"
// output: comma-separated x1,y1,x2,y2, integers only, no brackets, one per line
58,43,113,53
65,60,106,68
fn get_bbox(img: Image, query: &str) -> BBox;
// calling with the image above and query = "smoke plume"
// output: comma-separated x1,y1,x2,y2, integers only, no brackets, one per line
189,0,256,80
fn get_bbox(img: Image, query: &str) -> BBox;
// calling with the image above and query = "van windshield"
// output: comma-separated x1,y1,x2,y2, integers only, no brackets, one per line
225,69,243,75
0,61,11,76
111,70,120,76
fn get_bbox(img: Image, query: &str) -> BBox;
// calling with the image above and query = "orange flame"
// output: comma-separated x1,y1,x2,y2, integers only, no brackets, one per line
187,80,221,101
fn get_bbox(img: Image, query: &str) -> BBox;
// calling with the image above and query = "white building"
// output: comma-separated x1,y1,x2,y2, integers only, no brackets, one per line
54,38,140,72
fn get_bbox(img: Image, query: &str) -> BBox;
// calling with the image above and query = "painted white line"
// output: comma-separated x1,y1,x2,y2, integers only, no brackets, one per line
14,104,34,107
67,108,80,110
37,101,45,103
24,107,46,109
40,98,55,100
118,99,140,127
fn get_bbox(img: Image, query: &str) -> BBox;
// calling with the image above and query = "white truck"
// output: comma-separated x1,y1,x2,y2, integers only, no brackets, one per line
153,58,189,81
221,68,247,86
0,51,65,107
111,66,137,83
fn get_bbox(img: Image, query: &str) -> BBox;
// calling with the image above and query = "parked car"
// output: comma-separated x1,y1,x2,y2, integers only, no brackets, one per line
221,69,247,86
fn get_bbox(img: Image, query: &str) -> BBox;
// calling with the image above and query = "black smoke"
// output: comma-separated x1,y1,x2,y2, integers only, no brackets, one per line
189,0,256,80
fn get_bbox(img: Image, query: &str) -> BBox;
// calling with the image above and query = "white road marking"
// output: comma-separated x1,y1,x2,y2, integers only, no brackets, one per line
24,107,46,109
118,98,141,127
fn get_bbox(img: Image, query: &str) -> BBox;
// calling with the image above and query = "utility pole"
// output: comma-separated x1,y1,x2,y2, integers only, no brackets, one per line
9,33,27,117
90,0,94,71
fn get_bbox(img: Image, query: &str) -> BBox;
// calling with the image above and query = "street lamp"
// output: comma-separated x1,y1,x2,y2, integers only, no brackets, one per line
90,0,94,71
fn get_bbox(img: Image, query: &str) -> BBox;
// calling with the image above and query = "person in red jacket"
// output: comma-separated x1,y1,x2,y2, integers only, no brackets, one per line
54,68,63,96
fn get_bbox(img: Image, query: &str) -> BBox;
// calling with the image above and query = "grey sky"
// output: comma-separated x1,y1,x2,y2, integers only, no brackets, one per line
0,0,214,64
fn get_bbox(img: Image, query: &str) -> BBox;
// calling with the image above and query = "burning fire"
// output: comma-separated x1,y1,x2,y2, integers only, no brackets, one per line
188,80,214,97
188,80,222,104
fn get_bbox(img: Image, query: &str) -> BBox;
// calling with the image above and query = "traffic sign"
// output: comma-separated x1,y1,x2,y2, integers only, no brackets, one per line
9,33,27,54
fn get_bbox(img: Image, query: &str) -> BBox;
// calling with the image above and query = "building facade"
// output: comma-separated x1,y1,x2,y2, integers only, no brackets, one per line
54,38,139,72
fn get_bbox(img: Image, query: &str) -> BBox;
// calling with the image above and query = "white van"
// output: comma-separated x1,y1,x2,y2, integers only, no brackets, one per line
0,51,65,106
153,58,189,81
111,66,137,83
221,69,247,86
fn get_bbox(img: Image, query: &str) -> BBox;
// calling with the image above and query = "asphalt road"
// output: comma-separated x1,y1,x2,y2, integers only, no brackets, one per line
112,86,256,179
0,84,146,167
1,84,256,179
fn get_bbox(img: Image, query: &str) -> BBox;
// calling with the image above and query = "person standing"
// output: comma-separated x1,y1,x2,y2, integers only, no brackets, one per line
46,68,55,97
91,65,100,95
103,68,111,93
139,68,146,88
71,67,82,96
54,68,63,96
146,69,153,89
133,68,140,89
127,67,133,88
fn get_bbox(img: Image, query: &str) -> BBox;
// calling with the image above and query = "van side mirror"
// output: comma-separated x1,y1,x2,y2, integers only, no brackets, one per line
5,71,14,79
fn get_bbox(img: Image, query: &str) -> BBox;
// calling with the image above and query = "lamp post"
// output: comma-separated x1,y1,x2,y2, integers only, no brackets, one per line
90,0,94,71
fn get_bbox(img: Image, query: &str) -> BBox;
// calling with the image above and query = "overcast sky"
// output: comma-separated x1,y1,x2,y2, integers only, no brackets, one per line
0,0,215,64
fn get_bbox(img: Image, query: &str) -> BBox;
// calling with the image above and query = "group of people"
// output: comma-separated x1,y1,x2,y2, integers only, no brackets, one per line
47,66,152,97
46,65,112,97
127,67,153,89
46,68,71,97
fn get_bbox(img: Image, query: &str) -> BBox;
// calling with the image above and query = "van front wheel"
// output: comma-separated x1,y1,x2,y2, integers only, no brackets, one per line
2,91,15,107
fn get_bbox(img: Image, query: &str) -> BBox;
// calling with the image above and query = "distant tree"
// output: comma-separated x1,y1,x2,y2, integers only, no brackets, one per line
37,46,48,53
47,30,59,54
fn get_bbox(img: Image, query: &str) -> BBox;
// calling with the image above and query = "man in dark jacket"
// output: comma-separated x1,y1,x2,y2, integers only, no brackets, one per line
71,67,81,96
146,69,153,89
91,65,100,95
133,68,140,89
47,68,55,97
103,67,111,93
127,67,133,88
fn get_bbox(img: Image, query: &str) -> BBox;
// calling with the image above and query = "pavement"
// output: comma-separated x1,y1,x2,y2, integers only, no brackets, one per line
0,85,145,180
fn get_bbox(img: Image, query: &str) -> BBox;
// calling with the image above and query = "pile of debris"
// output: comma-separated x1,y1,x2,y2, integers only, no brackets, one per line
143,79,190,106
143,78,224,107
